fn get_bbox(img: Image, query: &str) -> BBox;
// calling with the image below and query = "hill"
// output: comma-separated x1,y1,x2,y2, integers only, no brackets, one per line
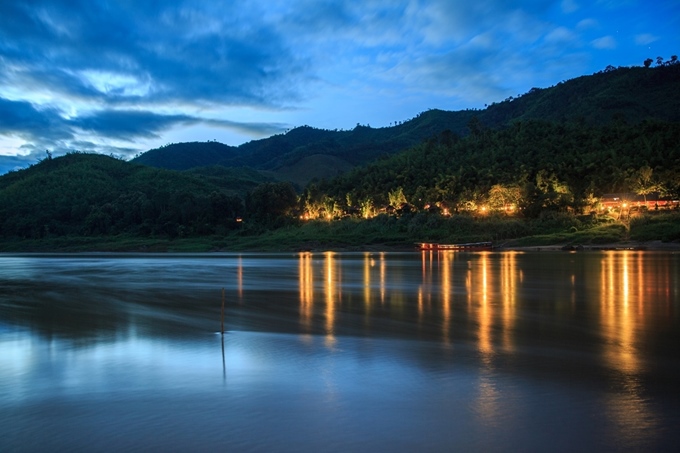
0,153,244,239
132,141,241,170
309,119,680,218
1,63,679,249
132,64,680,184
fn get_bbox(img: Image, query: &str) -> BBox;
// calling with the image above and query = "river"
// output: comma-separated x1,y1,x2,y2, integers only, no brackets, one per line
1,251,678,452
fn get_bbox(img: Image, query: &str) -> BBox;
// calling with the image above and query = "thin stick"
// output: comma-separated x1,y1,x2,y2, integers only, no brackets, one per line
221,287,225,335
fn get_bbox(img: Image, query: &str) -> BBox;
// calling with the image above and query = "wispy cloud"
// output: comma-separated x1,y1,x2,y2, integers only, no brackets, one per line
0,96,287,156
0,0,678,174
0,98,73,141
561,0,579,14
0,1,307,108
635,33,659,46
591,36,617,49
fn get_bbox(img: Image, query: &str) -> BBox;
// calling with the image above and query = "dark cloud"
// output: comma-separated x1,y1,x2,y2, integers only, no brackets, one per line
0,0,677,176
0,98,72,141
71,111,197,139
204,119,289,137
0,0,307,107
71,110,288,140
0,96,287,159
0,154,38,175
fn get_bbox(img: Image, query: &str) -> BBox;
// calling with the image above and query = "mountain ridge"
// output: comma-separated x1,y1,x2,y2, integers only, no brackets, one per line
131,64,680,185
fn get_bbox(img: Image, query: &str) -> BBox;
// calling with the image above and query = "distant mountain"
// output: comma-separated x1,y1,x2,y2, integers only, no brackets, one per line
133,141,241,171
134,64,679,185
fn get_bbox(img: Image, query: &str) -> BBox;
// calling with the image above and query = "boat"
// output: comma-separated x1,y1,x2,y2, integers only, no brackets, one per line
417,241,493,251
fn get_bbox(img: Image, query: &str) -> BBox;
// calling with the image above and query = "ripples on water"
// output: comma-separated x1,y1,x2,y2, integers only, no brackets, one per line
1,251,679,452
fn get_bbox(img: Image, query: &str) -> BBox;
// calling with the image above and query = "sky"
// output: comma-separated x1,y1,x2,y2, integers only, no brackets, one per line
0,0,678,175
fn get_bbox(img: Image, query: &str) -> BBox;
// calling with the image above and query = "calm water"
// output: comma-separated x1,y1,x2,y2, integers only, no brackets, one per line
1,251,679,452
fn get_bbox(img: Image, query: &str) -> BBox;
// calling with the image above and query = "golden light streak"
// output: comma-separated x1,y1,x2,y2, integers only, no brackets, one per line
478,252,493,359
237,255,244,303
299,252,313,331
600,252,640,375
380,252,386,304
500,252,517,352
324,251,337,347
363,252,372,315
441,251,452,346
599,251,658,443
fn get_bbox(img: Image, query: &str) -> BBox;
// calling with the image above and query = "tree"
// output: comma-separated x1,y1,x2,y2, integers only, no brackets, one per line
632,165,663,203
643,58,653,68
488,184,522,212
247,182,298,225
388,186,407,208
360,197,375,219
467,116,484,137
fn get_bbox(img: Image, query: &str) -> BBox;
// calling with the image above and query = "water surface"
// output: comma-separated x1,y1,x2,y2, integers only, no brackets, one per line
1,251,679,451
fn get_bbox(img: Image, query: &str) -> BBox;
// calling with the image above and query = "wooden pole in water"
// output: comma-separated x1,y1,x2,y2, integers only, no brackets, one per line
221,287,225,335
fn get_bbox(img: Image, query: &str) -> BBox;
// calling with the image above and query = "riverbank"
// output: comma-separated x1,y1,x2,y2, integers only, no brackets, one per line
498,240,680,252
1,211,678,253
1,236,678,253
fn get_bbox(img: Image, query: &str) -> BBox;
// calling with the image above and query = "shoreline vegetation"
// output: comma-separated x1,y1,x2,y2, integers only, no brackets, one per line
2,66,679,254
1,211,678,253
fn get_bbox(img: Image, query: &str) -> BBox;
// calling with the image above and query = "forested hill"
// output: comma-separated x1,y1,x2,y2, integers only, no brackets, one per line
308,119,680,219
132,140,240,171
132,63,680,184
0,153,245,239
2,62,679,245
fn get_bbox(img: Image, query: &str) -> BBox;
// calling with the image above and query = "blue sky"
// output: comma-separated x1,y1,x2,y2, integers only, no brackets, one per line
0,0,678,174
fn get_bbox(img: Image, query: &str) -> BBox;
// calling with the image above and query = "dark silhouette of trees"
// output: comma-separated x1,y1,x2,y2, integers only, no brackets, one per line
247,181,298,226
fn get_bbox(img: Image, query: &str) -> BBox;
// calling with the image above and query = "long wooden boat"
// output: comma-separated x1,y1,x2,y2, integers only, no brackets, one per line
417,241,493,251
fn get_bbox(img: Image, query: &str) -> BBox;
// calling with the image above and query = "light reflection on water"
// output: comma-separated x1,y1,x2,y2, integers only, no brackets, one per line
1,251,679,452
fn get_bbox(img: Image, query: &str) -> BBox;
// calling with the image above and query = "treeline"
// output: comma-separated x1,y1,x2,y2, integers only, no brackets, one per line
1,118,679,242
301,119,680,219
0,154,244,239
2,62,680,243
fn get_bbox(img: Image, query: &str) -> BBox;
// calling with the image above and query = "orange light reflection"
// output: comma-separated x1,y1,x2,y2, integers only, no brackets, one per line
299,252,313,332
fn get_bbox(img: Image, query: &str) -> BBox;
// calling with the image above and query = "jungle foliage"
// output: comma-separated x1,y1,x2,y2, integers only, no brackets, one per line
1,62,679,248
306,119,680,219
0,153,244,239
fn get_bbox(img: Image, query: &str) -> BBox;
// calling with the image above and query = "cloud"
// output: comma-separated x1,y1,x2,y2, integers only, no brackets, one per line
635,33,659,45
204,119,289,137
0,96,287,158
561,0,579,13
591,36,617,49
0,0,307,108
0,98,72,141
576,18,598,30
71,111,199,140
0,154,38,175
595,0,635,8
1,0,675,175
72,110,288,141
545,27,578,44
